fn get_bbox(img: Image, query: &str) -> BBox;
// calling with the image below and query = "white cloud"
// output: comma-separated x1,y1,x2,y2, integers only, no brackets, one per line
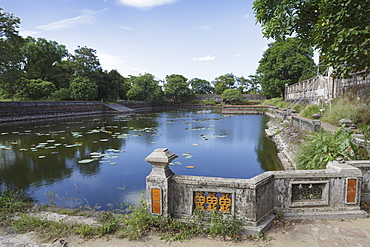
192,55,216,61
198,25,211,31
37,8,108,31
118,25,133,31
116,0,178,9
244,14,250,18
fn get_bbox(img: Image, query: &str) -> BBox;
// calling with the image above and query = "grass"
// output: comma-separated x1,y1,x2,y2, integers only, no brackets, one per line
0,190,244,242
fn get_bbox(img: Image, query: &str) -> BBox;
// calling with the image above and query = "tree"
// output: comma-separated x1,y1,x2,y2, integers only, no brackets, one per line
0,8,24,100
242,75,261,94
69,77,98,100
126,73,163,102
256,38,316,97
164,74,190,103
221,89,242,103
189,78,213,94
19,79,56,100
71,46,101,76
213,73,237,94
22,37,69,81
253,0,370,77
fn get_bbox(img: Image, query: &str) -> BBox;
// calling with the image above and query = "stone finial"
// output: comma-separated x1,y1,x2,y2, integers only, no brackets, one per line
145,148,178,178
145,148,178,164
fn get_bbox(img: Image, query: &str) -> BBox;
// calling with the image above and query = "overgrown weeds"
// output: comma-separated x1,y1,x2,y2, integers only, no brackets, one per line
1,190,245,242
295,128,369,170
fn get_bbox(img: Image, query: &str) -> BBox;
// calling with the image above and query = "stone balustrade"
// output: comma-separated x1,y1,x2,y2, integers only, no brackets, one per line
145,148,368,235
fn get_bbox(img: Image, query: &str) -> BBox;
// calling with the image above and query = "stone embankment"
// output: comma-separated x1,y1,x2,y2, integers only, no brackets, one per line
0,101,143,124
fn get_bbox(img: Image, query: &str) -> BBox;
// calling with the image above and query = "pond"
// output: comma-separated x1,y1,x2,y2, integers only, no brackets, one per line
0,109,281,210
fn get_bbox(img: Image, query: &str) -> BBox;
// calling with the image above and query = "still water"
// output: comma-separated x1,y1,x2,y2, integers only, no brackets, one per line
0,110,281,209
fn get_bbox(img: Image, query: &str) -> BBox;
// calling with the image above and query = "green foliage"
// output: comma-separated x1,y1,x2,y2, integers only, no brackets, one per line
69,77,98,101
202,99,221,105
22,37,68,81
213,73,237,94
0,8,24,100
19,79,57,100
320,96,364,125
164,74,191,103
126,73,164,103
296,128,368,170
189,78,213,94
256,38,316,98
221,89,242,102
253,0,370,77
300,104,322,119
51,88,71,101
0,189,33,223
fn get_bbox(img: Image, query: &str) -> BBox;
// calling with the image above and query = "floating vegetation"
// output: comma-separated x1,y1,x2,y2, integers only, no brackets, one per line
38,156,46,159
191,144,199,146
19,148,28,151
78,159,94,164
182,152,193,159
186,166,195,169
110,162,117,165
100,139,109,142
1,132,9,135
174,161,182,165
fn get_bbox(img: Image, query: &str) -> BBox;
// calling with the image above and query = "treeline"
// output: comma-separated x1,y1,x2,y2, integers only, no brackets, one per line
1,8,320,102
0,8,261,103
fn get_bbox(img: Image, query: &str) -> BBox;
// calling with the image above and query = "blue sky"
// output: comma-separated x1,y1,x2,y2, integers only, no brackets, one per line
0,0,272,82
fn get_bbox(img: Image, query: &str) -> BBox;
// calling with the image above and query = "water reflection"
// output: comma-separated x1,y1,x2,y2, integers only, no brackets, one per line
0,110,281,209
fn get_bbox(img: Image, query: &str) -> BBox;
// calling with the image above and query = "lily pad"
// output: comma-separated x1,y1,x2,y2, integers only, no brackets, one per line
78,159,94,164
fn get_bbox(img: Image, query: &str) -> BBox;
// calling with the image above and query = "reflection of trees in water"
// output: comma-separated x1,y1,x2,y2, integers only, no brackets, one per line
255,116,282,171
0,113,161,190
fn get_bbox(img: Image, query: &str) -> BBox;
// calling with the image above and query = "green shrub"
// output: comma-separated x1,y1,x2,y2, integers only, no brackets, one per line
321,96,365,125
295,128,368,170
202,99,220,105
300,104,322,119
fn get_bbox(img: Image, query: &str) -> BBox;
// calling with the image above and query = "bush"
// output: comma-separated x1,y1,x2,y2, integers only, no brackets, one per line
295,128,368,170
321,96,365,125
51,88,71,101
19,79,57,100
69,77,98,101
300,104,322,119
221,89,242,102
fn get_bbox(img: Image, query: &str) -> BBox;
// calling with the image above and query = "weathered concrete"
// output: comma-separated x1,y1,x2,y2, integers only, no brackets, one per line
145,149,368,236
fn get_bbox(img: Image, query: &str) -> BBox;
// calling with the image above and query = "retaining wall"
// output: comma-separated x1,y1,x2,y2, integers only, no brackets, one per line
0,101,109,123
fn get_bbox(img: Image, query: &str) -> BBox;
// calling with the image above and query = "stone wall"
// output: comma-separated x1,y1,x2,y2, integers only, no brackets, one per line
0,101,109,123
285,71,370,103
145,148,367,236
188,94,267,102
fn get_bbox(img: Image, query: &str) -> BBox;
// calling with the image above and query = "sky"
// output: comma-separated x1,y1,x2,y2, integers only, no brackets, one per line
0,0,272,82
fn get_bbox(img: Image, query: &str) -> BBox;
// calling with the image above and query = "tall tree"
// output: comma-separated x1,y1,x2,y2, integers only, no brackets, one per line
213,73,237,94
22,37,68,82
0,8,24,100
253,0,370,77
164,74,190,103
71,46,101,76
189,78,213,94
126,73,163,102
256,38,316,97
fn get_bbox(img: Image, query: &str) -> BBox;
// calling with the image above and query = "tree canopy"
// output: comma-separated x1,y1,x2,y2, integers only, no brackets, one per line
164,74,190,103
189,78,213,94
253,0,370,77
256,38,316,97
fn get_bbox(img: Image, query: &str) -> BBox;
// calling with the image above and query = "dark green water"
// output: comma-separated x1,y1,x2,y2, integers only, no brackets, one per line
0,110,281,209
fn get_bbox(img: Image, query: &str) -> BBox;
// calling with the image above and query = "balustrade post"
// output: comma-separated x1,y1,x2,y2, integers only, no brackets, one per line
145,148,177,217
